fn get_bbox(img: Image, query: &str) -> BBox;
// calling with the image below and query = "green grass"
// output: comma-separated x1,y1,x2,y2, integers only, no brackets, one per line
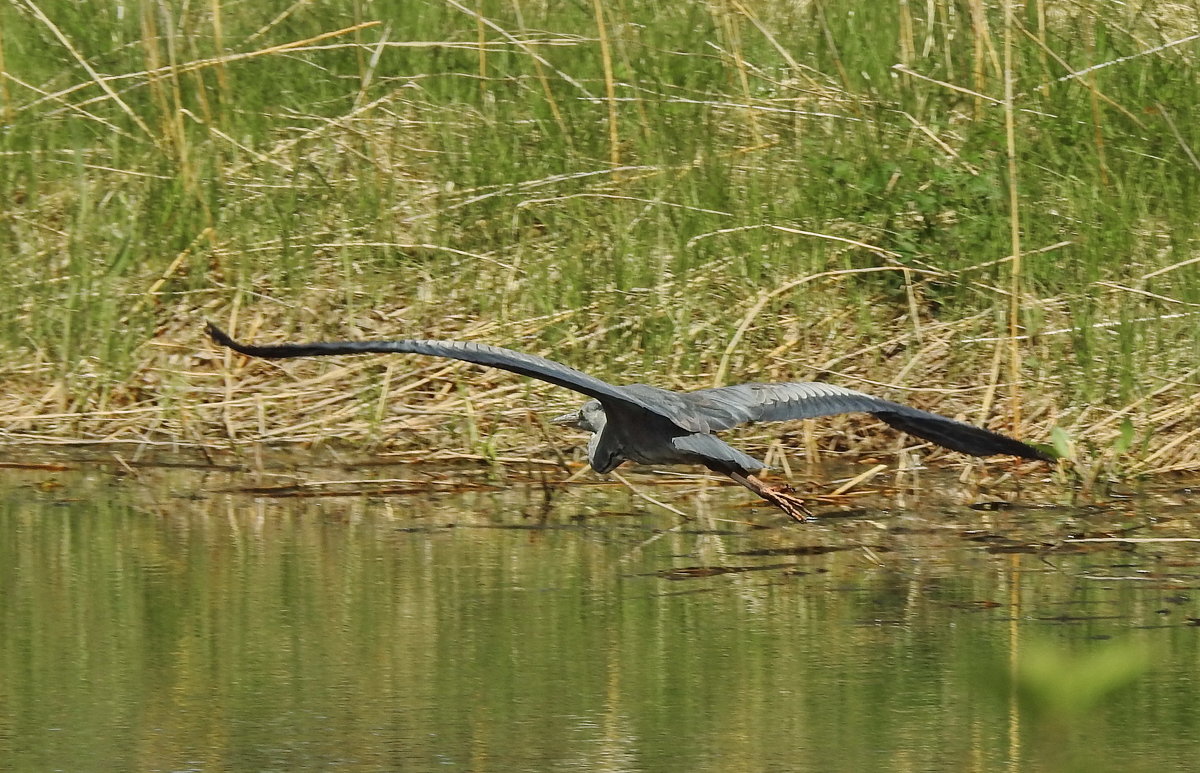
1,1,1198,473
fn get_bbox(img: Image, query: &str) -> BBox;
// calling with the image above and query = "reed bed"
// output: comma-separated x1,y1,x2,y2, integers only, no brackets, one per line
1,1,1197,483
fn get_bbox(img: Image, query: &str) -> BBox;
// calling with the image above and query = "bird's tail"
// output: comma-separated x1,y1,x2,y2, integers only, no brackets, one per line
873,410,1052,462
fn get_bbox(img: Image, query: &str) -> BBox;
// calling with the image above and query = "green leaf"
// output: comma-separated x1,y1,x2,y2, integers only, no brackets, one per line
1113,418,1135,455
1049,426,1073,460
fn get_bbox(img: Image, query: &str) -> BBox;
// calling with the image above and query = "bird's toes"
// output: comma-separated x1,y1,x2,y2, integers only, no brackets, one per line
768,490,813,523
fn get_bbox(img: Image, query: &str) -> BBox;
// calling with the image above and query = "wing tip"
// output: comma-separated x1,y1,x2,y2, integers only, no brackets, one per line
205,320,276,358
206,320,237,349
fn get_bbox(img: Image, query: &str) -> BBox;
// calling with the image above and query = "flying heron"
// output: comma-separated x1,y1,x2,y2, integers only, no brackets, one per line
207,322,1049,520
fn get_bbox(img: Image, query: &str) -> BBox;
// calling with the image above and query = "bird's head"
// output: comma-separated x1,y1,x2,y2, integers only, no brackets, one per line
550,400,606,433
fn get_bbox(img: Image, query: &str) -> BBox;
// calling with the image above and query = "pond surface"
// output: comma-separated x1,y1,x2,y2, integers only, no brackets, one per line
1,460,1199,772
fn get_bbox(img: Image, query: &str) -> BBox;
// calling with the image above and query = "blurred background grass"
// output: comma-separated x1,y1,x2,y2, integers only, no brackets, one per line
0,0,1197,475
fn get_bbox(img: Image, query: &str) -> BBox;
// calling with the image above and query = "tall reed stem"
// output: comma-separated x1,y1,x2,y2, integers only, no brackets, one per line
1003,0,1023,437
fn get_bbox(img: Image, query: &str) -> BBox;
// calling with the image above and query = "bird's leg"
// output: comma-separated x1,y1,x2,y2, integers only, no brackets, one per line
726,471,813,522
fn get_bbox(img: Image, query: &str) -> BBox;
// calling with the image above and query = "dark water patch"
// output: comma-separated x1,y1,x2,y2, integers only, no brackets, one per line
969,501,1018,511
650,563,797,580
732,543,892,557
939,600,1005,611
1034,614,1130,623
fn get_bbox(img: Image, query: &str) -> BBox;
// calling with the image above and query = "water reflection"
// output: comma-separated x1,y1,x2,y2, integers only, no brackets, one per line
1,464,1198,771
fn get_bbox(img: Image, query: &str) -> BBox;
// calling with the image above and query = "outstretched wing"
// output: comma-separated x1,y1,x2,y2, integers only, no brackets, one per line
206,322,702,430
682,382,1050,461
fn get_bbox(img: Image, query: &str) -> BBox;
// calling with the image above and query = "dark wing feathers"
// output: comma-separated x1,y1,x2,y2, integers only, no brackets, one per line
685,382,1050,461
670,434,766,474
205,323,702,430
682,382,899,429
870,409,1051,461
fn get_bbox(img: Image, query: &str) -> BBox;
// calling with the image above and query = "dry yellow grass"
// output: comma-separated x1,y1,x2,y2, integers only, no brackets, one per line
3,259,1195,487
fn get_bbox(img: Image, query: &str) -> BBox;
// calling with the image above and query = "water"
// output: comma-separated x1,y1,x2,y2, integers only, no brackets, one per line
1,461,1199,771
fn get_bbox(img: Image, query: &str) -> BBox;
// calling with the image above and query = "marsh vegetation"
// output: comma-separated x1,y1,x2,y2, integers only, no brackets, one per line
1,1,1197,480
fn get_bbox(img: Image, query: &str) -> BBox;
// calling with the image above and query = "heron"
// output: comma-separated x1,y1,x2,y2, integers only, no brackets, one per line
207,322,1049,520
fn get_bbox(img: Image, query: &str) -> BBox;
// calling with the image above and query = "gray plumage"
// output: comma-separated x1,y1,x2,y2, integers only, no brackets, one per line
207,322,1049,520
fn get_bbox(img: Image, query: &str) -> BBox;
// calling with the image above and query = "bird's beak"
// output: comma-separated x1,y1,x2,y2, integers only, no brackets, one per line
550,410,581,428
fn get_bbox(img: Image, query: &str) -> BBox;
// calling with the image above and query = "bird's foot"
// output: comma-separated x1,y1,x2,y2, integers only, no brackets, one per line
762,484,813,523
727,472,815,523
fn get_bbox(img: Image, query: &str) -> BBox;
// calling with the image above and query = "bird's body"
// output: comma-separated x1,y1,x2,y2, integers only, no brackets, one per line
207,323,1049,520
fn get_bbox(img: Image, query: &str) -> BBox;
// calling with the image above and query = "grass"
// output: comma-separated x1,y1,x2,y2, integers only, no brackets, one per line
1,0,1198,480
